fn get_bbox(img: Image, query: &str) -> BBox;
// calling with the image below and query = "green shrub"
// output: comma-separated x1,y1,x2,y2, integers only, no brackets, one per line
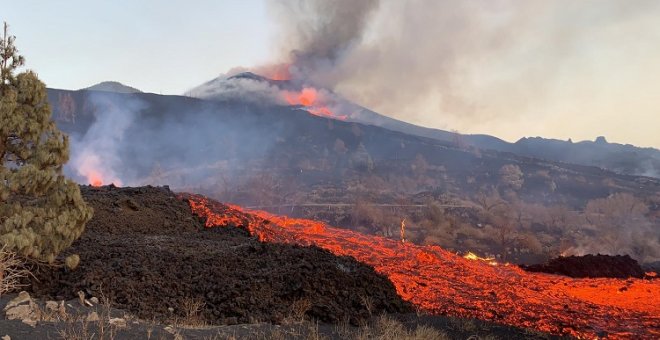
0,23,92,263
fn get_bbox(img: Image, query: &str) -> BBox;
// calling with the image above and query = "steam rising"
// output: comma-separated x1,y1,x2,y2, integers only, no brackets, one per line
68,94,143,186
63,92,283,189
188,76,284,104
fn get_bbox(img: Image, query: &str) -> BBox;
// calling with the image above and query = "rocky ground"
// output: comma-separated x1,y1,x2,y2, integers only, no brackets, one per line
24,185,411,325
1,185,569,339
1,292,566,340
522,254,648,278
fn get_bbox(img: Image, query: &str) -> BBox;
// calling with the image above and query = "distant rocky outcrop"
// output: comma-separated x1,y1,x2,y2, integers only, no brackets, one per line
83,81,141,94
522,254,647,279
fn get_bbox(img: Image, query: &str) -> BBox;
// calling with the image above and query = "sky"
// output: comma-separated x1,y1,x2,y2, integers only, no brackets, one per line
1,0,274,94
2,0,660,148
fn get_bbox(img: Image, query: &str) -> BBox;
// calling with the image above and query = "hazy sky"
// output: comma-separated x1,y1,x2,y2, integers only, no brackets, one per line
2,0,274,94
2,1,659,148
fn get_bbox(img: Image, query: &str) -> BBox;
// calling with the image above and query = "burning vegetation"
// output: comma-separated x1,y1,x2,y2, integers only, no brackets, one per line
185,193,660,339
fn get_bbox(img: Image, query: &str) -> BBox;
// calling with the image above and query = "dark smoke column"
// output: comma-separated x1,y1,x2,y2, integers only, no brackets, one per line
271,0,380,87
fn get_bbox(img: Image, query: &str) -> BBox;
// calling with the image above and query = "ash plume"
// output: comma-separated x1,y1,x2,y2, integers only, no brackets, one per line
269,0,380,86
267,0,660,147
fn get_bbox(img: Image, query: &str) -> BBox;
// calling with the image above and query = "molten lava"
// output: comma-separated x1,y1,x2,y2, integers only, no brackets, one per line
184,194,660,339
283,87,347,120
285,87,318,107
250,64,348,120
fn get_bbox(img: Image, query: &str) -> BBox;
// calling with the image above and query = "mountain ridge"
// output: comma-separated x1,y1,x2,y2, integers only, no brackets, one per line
185,73,660,179
83,81,142,94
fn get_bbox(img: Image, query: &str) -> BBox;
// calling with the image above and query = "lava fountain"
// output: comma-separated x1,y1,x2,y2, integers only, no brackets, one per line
183,194,660,339
283,87,347,120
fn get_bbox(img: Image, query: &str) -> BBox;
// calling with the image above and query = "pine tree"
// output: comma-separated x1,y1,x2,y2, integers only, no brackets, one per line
0,23,92,263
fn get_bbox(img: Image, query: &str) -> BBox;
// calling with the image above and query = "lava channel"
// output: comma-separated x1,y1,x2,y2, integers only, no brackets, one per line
184,194,660,339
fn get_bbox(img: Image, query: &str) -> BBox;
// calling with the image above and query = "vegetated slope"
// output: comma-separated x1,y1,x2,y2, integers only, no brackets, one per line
27,185,411,325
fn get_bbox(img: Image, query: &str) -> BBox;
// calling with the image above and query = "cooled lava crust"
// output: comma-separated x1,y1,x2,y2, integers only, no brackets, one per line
522,254,647,279
26,185,411,325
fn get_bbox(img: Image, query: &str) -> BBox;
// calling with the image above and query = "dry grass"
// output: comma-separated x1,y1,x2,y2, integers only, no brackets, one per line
0,246,29,297
352,315,449,340
179,297,207,327
56,313,96,340
449,317,478,333
283,297,313,324
360,295,374,318
57,290,119,339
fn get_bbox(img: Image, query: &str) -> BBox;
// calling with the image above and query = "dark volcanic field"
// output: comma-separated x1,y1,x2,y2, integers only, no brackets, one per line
26,185,411,325
522,254,647,279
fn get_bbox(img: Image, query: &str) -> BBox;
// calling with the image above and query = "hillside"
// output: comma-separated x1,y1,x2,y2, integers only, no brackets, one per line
45,87,660,266
27,185,410,325
191,72,660,179
346,107,660,179
4,185,576,340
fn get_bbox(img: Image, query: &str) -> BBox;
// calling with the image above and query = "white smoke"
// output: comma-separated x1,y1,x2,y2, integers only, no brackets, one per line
187,76,285,104
67,93,145,186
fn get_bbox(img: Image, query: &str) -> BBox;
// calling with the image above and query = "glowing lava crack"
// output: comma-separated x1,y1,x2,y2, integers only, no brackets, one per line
183,194,660,339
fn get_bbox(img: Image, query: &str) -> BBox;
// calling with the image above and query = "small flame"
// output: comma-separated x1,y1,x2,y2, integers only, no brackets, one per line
463,251,498,266
400,219,406,243
77,153,121,187
87,170,103,187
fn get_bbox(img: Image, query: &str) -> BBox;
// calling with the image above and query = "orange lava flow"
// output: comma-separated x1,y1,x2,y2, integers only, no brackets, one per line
184,194,660,339
283,87,347,120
